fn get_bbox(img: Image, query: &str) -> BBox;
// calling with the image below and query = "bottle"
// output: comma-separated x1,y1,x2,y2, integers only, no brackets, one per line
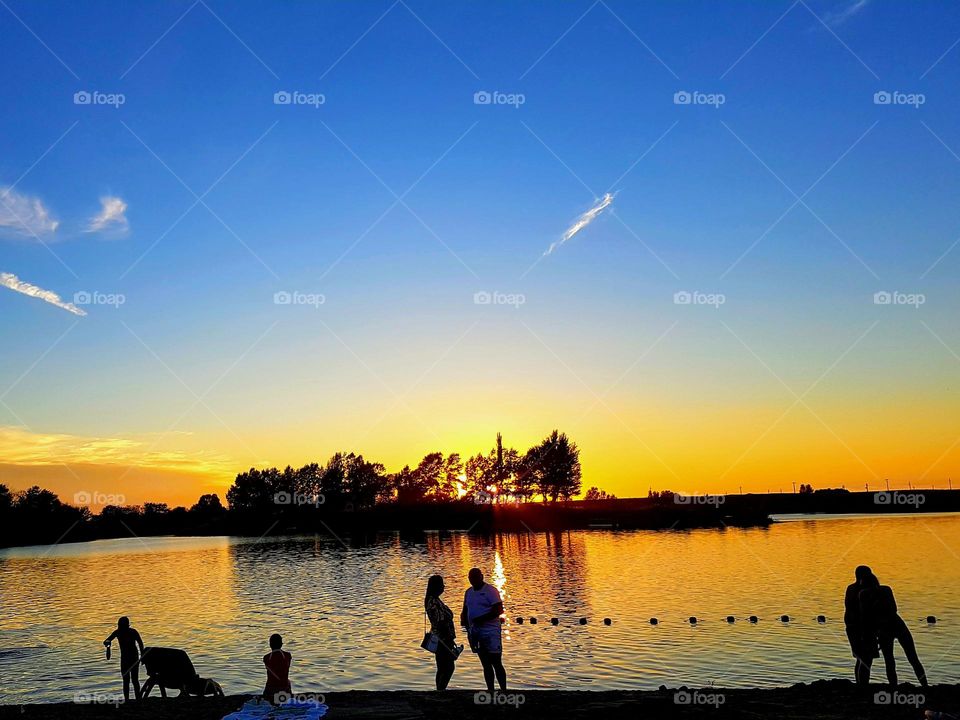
105,644,111,661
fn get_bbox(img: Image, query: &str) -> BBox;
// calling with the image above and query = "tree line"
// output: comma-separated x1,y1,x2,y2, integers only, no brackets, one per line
0,430,593,547
227,430,584,513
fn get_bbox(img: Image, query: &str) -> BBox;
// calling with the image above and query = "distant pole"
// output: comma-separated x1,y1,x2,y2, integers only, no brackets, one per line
909,481,913,490
739,485,742,495
792,481,797,494
950,478,953,491
885,478,890,492
865,483,869,492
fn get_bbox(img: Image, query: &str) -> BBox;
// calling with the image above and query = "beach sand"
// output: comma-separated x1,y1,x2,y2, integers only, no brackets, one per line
1,681,956,719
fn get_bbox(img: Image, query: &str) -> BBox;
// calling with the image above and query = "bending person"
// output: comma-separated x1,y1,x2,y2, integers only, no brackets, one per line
859,573,928,688
103,616,144,701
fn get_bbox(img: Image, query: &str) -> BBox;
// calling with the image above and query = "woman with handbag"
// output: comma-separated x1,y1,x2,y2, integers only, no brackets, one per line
423,574,460,690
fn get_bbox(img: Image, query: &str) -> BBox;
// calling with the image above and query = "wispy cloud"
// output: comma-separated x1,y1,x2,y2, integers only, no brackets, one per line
823,0,870,27
0,187,59,238
0,272,86,316
544,193,615,256
0,426,232,475
85,195,129,234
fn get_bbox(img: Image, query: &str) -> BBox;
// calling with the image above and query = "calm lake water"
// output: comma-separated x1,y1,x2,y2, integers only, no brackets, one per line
1,513,958,703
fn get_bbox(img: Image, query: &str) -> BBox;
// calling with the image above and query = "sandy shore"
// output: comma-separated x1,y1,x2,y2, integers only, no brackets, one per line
1,681,956,719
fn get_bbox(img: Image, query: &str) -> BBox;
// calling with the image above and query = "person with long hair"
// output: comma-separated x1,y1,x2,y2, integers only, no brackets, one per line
844,565,878,685
424,574,458,690
859,572,928,688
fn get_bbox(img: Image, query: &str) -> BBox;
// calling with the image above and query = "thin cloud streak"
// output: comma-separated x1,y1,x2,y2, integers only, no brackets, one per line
823,0,870,27
85,195,129,233
544,192,615,256
0,187,59,237
0,272,86,316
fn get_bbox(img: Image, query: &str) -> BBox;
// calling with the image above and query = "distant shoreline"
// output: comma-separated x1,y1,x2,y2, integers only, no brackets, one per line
1,681,955,719
4,490,960,550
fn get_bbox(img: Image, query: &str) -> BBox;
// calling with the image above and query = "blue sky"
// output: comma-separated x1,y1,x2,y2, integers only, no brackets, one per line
2,0,960,504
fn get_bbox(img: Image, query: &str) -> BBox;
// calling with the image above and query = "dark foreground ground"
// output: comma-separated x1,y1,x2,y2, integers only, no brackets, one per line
2,681,957,720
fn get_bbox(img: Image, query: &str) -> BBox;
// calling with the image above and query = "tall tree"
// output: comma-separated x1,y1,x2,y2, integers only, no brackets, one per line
522,430,582,502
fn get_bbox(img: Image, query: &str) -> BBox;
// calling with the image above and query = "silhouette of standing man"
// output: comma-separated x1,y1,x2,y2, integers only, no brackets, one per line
844,565,877,685
460,567,507,694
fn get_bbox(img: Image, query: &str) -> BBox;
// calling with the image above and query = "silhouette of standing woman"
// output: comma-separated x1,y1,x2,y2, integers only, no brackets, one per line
103,616,144,701
859,572,928,688
460,567,507,694
844,565,877,685
424,575,458,690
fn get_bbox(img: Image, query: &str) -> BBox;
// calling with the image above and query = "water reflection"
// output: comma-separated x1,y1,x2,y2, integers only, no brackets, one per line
1,515,958,702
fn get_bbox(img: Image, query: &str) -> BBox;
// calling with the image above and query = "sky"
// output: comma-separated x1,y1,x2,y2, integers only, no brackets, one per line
2,0,960,508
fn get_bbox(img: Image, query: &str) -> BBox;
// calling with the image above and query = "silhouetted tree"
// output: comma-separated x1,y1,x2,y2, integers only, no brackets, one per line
390,465,419,504
323,452,387,509
190,494,225,513
585,486,616,500
227,467,283,512
522,430,582,502
464,452,493,501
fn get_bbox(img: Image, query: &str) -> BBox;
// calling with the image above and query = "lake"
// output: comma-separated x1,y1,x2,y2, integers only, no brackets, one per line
1,513,957,703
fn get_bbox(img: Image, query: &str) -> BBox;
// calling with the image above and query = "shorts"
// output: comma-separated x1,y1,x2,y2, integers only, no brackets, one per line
471,626,502,654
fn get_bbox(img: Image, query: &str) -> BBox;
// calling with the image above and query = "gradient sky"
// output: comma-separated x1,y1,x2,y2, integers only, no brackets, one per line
2,0,960,508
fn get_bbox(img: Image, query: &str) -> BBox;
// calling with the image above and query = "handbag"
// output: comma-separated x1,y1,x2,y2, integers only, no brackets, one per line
420,612,439,653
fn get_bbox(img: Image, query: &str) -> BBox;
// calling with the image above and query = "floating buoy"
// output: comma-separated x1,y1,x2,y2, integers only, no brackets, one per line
689,616,698,625
603,618,612,626
515,617,524,625
817,615,827,624
780,615,790,623
529,617,538,625
649,617,659,625
726,615,736,623
927,615,938,624
550,617,559,625
748,615,759,624
579,617,588,625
